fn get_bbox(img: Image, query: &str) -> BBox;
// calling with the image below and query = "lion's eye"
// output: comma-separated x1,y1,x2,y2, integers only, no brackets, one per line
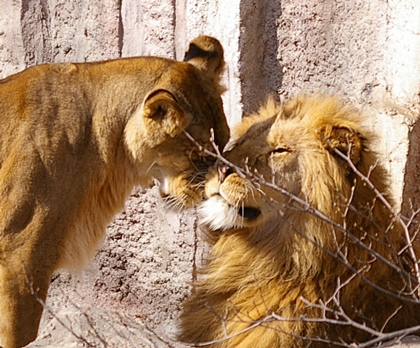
270,148,290,155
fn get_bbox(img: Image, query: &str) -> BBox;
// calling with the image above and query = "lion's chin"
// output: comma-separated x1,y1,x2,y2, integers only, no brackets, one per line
198,195,261,231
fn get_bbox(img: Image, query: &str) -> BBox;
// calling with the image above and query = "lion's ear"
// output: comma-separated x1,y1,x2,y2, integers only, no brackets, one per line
323,126,363,166
141,89,189,138
184,36,225,80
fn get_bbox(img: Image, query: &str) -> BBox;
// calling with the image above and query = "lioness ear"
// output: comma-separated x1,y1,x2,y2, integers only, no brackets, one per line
184,36,225,80
323,126,363,166
142,89,189,138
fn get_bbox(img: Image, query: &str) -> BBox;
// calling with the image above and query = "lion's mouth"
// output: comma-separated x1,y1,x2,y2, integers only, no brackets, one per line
238,206,261,220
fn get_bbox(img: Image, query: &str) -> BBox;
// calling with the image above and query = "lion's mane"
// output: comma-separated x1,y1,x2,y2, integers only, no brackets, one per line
179,95,420,347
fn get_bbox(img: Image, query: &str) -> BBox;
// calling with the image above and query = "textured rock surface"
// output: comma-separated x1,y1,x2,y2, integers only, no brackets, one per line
0,0,419,347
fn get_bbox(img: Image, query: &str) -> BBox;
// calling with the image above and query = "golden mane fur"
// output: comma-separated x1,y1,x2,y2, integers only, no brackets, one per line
0,36,229,348
178,95,419,347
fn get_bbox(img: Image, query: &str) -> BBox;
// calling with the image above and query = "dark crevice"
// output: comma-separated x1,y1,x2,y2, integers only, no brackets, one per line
192,212,199,283
171,0,176,59
117,0,124,57
238,0,283,117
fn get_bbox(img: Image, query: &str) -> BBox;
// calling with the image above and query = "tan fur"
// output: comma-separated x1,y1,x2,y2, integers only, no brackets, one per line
179,95,419,347
0,36,229,348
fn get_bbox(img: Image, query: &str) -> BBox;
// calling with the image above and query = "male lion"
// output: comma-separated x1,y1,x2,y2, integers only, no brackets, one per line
0,36,229,348
179,95,420,347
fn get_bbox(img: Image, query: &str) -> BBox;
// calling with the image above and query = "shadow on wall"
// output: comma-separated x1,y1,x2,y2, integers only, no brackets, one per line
402,117,420,230
239,0,283,116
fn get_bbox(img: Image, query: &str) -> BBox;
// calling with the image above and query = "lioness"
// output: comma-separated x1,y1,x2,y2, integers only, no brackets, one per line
179,95,419,347
0,36,229,348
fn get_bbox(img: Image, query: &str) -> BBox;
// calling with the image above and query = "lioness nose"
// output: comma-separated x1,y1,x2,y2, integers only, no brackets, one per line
218,162,234,183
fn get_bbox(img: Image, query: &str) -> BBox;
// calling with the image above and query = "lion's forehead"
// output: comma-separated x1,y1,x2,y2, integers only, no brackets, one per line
228,118,308,162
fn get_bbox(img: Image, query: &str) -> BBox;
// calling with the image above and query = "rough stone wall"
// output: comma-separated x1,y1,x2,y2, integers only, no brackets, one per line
0,1,419,347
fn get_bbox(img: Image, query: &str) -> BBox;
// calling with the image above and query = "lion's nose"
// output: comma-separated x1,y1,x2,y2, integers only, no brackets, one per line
218,162,234,183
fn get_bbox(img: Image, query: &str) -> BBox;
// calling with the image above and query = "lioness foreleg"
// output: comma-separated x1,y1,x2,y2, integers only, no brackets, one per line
0,252,52,348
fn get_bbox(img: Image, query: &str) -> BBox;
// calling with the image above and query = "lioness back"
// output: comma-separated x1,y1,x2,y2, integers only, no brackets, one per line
0,36,229,348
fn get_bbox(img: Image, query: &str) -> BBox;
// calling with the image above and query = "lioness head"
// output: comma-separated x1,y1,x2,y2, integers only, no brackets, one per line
200,95,368,231
124,36,229,209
